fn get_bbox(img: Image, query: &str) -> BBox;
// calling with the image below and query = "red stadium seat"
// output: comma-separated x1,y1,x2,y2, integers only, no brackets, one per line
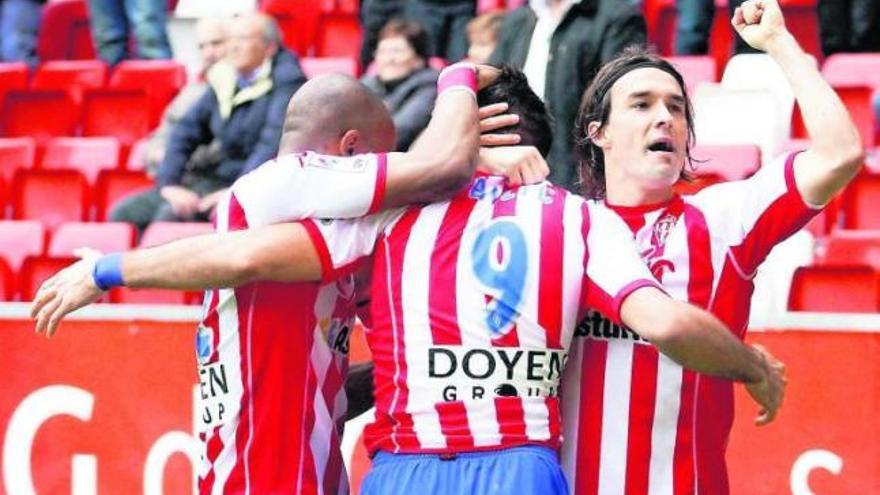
12,170,90,232
36,0,96,61
81,89,152,148
665,55,717,95
0,90,80,144
316,13,362,59
300,57,359,78
126,139,149,171
262,0,322,55
820,230,880,269
41,137,121,183
821,53,880,90
0,257,13,301
95,170,154,221
842,173,880,230
0,220,45,272
109,60,187,128
18,255,79,301
788,264,880,313
32,60,109,103
48,221,136,257
0,62,29,106
114,221,213,304
0,138,36,183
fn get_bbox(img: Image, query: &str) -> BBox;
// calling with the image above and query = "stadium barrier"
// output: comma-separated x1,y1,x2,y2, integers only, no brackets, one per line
1,304,877,494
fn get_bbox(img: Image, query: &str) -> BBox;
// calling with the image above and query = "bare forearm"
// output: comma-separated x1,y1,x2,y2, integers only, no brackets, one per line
121,232,259,290
121,224,323,290
654,304,765,383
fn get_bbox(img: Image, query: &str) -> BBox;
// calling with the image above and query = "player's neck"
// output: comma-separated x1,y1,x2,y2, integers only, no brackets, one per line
604,182,674,208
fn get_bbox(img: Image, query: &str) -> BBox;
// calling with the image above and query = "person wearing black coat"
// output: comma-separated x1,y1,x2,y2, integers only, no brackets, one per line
489,0,646,192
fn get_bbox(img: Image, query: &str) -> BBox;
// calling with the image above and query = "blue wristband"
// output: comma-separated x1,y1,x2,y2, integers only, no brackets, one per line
93,253,125,291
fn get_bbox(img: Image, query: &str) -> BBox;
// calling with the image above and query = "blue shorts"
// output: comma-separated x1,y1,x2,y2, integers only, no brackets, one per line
360,446,569,495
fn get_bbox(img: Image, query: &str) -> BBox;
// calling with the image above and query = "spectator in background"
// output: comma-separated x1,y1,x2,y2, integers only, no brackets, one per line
111,13,306,232
141,16,228,176
465,10,504,64
87,0,173,66
361,19,438,151
489,0,646,192
818,0,880,55
0,0,43,67
675,0,756,55
405,0,476,62
359,0,404,70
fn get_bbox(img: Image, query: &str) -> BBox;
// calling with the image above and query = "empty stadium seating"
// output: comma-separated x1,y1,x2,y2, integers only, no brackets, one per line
81,89,152,148
108,60,187,128
12,170,90,231
0,138,36,183
95,170,154,221
32,60,109,103
41,137,121,183
18,255,79,301
37,0,96,61
0,62,29,105
666,55,717,95
262,0,322,55
0,220,45,272
114,222,213,304
0,258,12,301
820,230,880,269
0,90,80,144
316,13,362,59
842,173,880,230
788,264,880,313
48,222,136,257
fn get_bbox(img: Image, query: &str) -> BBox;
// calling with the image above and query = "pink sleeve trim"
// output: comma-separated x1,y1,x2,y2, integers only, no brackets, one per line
367,153,388,215
611,279,663,325
301,219,335,282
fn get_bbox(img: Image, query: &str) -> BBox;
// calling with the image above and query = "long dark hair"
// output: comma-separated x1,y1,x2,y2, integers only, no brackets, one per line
574,46,697,199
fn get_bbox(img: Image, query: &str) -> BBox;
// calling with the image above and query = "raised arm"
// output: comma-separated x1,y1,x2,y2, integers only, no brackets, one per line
379,64,498,207
733,0,864,206
621,287,785,425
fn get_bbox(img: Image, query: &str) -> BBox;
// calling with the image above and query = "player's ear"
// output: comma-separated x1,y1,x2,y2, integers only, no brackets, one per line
588,121,608,147
339,130,360,156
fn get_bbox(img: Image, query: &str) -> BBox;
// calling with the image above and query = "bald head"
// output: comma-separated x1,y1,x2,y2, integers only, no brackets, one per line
279,74,396,156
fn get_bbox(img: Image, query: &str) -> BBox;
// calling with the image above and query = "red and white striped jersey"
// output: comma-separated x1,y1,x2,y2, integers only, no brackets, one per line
561,152,821,495
305,175,659,455
195,152,387,495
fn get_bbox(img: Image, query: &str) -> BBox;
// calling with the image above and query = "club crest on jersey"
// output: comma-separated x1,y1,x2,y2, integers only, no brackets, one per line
652,213,677,248
195,323,214,365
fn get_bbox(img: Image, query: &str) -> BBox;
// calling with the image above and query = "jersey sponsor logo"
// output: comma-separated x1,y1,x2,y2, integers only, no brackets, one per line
427,346,568,401
195,324,213,365
574,310,649,344
198,361,232,430
303,153,368,173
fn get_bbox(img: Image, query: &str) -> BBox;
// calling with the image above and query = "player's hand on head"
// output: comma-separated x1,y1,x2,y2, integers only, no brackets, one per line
475,64,502,90
478,146,549,185
744,343,787,426
31,248,105,338
479,103,522,147
731,0,788,52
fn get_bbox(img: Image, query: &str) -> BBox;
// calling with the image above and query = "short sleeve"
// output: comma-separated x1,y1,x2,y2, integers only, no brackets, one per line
231,151,388,227
692,151,822,275
301,208,404,282
581,205,660,324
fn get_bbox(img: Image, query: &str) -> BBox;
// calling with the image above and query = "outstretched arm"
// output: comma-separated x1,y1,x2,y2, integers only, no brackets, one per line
621,287,786,425
733,0,864,206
